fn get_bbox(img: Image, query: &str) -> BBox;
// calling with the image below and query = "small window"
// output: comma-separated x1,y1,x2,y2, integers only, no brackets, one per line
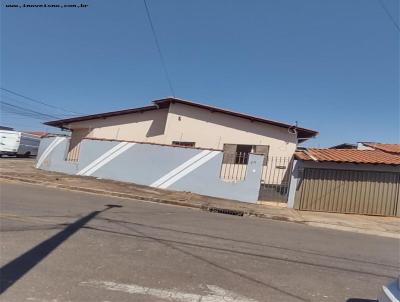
222,144,254,164
235,145,253,164
66,140,81,162
172,141,196,147
236,144,253,154
254,145,269,165
65,129,89,162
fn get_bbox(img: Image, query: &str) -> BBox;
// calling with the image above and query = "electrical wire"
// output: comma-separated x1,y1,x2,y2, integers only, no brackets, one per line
0,96,61,118
0,101,61,120
0,121,44,129
1,94,75,118
143,0,175,96
0,87,83,115
377,0,400,33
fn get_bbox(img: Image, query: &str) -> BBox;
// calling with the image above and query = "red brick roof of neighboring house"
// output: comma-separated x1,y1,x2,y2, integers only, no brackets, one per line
363,143,400,154
44,97,318,140
24,131,48,137
329,143,357,149
295,148,400,165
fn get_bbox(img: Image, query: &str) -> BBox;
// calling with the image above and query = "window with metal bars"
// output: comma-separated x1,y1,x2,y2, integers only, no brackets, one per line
65,140,81,162
172,141,196,147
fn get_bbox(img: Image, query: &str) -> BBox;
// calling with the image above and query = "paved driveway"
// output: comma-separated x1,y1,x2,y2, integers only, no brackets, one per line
0,181,398,302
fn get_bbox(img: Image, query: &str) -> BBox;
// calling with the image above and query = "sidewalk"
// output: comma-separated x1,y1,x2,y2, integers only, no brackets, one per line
1,158,399,238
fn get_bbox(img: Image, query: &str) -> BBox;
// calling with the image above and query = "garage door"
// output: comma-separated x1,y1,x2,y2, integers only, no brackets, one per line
297,168,400,216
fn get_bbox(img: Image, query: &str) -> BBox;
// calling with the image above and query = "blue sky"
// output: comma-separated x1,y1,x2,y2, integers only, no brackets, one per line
1,0,398,146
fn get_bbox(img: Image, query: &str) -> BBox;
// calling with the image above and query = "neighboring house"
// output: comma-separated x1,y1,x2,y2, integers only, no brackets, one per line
357,142,400,155
329,143,357,149
44,97,317,160
288,146,400,217
331,142,400,154
24,131,49,138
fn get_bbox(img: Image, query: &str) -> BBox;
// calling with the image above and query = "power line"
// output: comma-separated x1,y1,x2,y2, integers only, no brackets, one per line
0,95,62,119
0,87,83,115
1,109,54,121
1,111,51,121
377,0,400,33
0,121,46,129
1,94,42,112
1,94,75,118
143,0,176,96
1,101,60,120
1,108,55,121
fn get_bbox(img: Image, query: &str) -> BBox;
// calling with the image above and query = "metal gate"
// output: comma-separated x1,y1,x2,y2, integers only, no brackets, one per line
258,156,293,202
297,168,400,216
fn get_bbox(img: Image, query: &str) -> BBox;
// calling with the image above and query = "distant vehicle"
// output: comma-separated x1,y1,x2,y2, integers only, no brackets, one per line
379,276,400,302
0,130,41,157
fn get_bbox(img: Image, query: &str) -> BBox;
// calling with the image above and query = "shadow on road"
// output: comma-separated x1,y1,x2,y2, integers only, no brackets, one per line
0,204,122,295
84,225,396,280
96,216,399,270
84,222,397,301
110,221,310,302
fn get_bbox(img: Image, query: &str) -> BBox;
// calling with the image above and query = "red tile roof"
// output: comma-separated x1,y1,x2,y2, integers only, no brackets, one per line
295,148,400,165
363,143,400,154
23,131,48,137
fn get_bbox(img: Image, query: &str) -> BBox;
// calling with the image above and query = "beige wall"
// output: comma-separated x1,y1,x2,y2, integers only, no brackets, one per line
164,103,297,157
67,108,169,144
66,128,89,161
66,103,298,157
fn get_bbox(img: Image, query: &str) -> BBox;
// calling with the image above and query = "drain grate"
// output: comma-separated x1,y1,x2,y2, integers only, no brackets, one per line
207,207,244,216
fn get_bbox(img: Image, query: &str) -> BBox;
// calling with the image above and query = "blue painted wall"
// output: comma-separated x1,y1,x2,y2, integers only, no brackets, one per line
37,137,264,203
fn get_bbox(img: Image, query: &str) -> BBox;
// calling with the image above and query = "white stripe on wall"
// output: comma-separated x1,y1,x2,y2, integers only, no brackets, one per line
151,150,220,189
83,143,135,176
77,142,128,175
77,142,136,176
158,151,220,189
36,137,66,168
36,138,58,168
150,150,212,188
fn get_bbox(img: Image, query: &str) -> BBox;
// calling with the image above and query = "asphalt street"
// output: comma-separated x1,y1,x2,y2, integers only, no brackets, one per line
0,181,398,302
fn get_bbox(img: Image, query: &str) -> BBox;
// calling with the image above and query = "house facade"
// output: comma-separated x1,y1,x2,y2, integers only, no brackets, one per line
45,97,317,160
40,97,317,203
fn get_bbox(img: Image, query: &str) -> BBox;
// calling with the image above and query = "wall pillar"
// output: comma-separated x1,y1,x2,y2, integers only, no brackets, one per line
287,160,302,209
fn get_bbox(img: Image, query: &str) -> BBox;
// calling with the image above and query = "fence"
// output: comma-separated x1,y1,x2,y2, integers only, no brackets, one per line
219,152,294,202
66,141,81,162
259,156,293,202
219,152,249,181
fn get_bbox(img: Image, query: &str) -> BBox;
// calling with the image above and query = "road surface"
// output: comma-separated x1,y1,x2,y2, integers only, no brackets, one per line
0,181,398,302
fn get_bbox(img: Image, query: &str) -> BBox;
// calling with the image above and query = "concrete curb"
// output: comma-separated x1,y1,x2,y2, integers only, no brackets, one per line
1,175,398,239
303,221,399,239
0,175,296,221
0,175,205,210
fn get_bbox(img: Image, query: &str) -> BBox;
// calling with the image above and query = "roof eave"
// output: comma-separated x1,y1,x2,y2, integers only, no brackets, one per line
296,158,399,166
43,97,318,138
153,97,318,138
43,105,159,128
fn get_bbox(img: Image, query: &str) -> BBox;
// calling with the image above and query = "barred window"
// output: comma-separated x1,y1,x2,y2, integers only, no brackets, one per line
172,141,196,147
